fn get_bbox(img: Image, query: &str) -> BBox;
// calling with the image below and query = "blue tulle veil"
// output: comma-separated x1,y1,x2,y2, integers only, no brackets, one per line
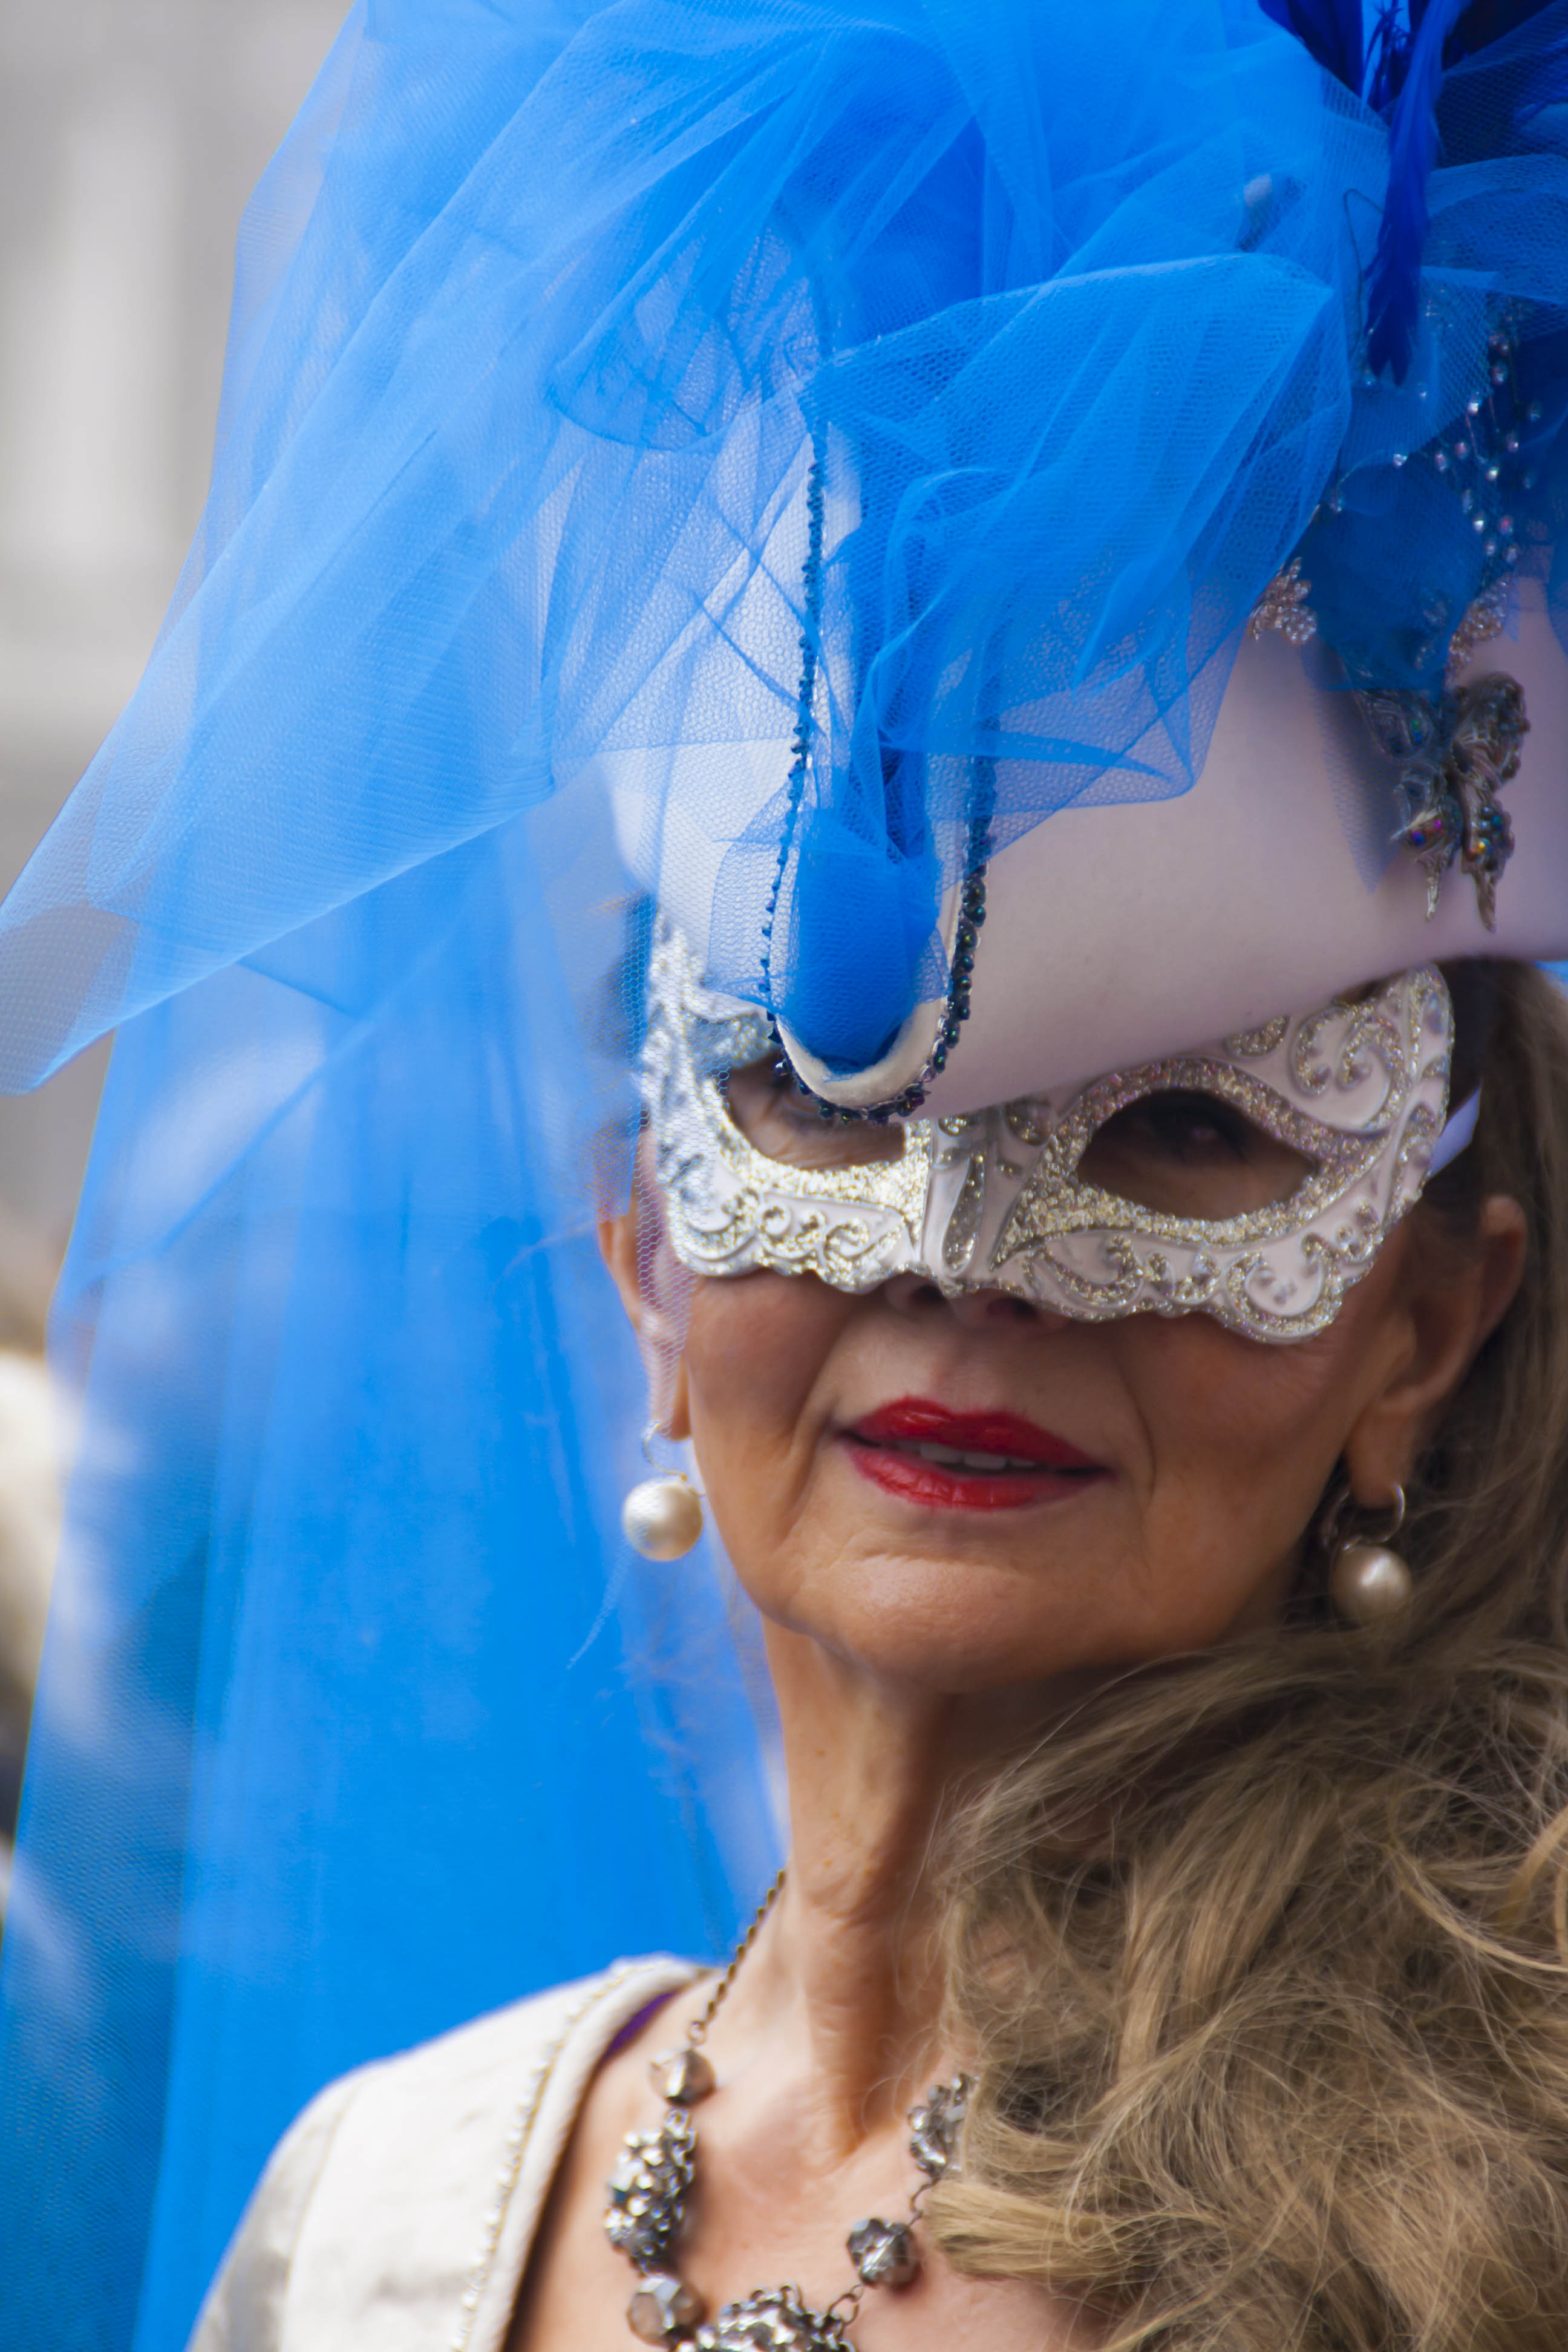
6,0,1568,2342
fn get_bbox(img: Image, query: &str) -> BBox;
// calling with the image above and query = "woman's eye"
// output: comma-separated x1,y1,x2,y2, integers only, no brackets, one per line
763,1062,823,1125
722,1058,906,1170
1111,1093,1251,1163
733,1060,831,1138
1077,1088,1313,1215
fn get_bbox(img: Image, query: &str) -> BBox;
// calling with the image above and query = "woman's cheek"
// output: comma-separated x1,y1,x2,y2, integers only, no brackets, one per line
684,1270,852,1453
1117,1314,1373,1595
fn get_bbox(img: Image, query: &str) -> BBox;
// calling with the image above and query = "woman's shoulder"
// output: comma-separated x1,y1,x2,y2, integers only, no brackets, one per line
189,1954,701,2352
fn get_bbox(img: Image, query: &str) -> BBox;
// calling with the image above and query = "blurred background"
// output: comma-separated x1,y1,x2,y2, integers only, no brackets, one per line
0,0,347,1896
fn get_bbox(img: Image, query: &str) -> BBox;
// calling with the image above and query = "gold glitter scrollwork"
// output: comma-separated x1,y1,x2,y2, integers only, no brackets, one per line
1221,1014,1289,1059
1290,994,1406,1113
754,1200,904,1287
942,1157,987,1274
670,1182,768,1272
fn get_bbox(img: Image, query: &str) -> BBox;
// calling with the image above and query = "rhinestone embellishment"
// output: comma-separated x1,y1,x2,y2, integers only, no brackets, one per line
844,2218,920,2287
631,2275,707,2344
605,2108,699,2273
1247,555,1318,645
652,2047,717,2106
907,2077,969,2181
695,2284,850,2350
1362,671,1529,929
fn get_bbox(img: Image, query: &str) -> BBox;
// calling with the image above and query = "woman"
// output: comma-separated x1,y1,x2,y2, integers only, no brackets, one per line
6,4,1568,2350
185,946,1557,2352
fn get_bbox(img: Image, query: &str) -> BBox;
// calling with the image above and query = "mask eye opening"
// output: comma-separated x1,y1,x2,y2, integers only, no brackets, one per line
719,1054,910,1174
1072,1074,1327,1222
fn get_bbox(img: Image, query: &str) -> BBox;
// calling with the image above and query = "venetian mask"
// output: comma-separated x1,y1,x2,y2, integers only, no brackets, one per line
644,923,1458,1342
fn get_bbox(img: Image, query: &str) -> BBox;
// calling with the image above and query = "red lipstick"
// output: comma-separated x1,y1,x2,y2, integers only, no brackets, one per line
843,1397,1108,1512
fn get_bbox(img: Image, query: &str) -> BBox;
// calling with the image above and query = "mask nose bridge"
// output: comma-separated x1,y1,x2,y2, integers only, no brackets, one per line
916,1098,1062,1289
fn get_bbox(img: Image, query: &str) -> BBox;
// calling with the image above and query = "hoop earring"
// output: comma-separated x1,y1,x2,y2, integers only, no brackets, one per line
621,1425,705,1561
1328,1483,1414,1627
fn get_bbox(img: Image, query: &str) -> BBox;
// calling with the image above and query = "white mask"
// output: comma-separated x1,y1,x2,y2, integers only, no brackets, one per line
644,924,1460,1343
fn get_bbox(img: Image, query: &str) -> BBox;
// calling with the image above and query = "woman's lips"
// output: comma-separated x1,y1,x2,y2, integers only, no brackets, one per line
843,1397,1109,1513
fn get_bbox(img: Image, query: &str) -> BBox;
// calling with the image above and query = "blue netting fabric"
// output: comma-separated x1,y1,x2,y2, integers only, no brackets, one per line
0,842,783,2348
5,1,1568,2345
4,0,1568,1083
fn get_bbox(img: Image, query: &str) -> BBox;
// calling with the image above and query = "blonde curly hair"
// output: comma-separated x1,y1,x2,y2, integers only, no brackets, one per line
931,961,1568,2352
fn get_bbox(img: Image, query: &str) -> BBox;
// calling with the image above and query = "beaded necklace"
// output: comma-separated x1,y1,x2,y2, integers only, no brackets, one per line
604,1870,972,2351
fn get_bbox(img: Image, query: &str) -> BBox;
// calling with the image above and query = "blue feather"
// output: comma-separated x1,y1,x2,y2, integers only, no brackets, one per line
1260,0,1568,388
1366,0,1469,379
1364,1,1406,111
1259,0,1368,88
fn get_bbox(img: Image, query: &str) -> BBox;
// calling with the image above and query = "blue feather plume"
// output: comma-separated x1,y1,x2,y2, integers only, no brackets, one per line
1362,1,1406,111
1365,0,1470,379
1262,0,1568,382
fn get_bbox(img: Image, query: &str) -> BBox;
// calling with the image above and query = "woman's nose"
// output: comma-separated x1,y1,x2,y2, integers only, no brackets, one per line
880,1272,1072,1331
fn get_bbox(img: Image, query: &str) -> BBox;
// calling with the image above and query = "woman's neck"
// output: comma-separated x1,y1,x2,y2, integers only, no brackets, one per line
716,1625,1054,2152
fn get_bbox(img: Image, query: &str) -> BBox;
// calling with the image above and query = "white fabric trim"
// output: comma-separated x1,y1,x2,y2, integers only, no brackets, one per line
185,1956,699,2352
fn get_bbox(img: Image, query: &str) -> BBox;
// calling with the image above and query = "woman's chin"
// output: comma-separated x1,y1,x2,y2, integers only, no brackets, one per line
748,1543,1160,1696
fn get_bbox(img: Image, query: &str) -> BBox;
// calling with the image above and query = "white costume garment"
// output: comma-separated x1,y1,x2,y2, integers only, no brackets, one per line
188,1958,698,2352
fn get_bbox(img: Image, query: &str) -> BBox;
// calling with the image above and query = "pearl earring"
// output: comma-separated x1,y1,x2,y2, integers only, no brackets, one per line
621,1427,705,1560
1329,1484,1414,1627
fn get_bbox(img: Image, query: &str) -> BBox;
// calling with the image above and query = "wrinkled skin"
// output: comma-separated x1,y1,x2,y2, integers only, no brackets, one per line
637,1057,1526,1694
509,1158,1523,2352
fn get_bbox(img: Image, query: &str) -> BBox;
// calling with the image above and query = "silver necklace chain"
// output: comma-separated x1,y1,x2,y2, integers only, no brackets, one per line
604,1869,972,2351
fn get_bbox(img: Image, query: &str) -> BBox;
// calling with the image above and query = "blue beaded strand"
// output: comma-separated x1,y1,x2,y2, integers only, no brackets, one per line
757,448,826,1030
757,443,993,1128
